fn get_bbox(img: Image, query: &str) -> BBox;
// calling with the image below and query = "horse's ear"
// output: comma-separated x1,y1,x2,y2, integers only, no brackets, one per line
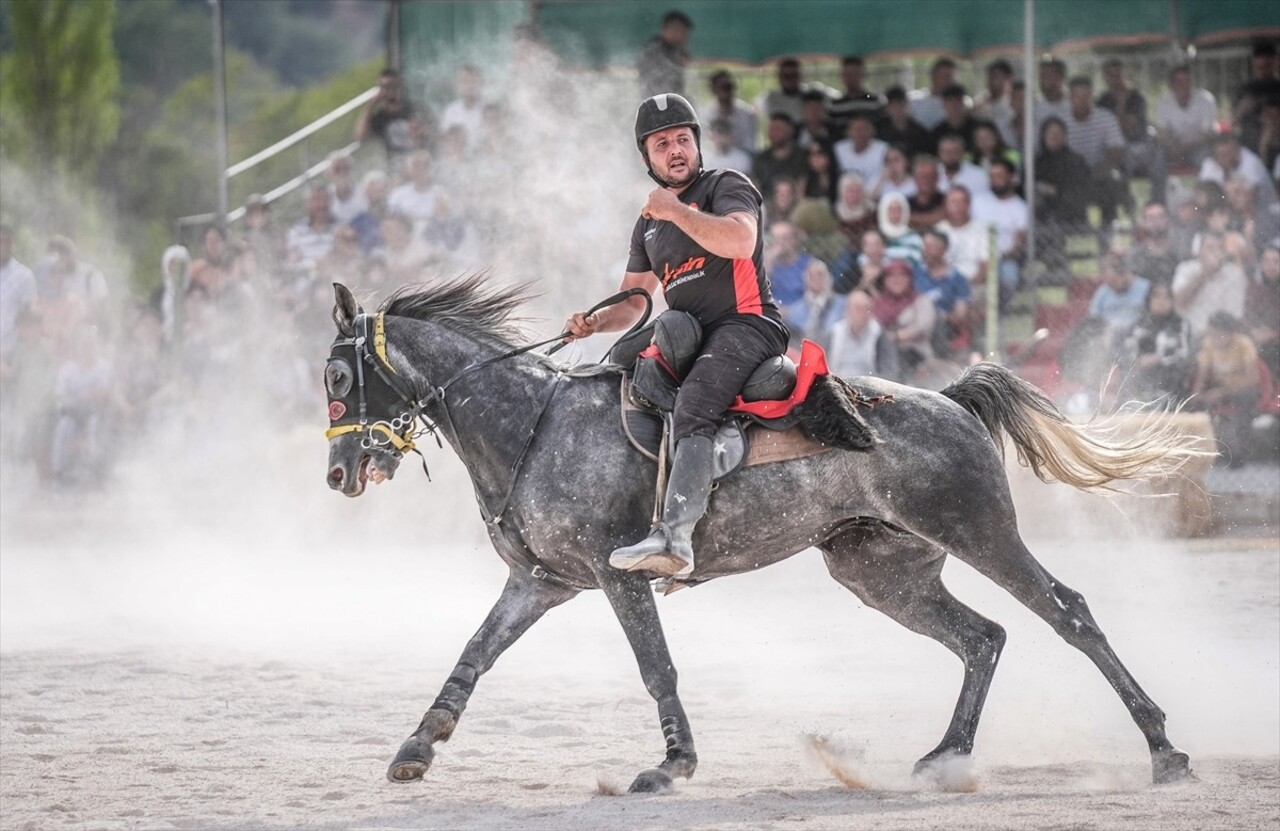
332,283,361,336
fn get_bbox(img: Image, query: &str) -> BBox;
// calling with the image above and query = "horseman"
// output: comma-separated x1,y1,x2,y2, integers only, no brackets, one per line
565,92,788,580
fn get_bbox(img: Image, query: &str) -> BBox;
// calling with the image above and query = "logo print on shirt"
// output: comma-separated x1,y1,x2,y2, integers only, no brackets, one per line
662,256,706,286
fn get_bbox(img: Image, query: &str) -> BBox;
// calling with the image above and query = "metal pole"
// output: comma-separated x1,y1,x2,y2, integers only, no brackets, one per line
1022,0,1037,333
212,0,229,222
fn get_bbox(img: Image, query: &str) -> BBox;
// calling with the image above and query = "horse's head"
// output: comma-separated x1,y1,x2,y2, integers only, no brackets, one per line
324,283,415,497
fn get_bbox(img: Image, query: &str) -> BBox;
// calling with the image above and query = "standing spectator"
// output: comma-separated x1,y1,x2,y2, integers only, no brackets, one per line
1120,281,1192,403
355,69,425,169
1232,42,1280,155
937,134,990,196
1245,244,1280,381
1088,252,1151,336
929,85,981,153
974,58,1015,141
869,143,917,200
350,170,390,253
936,186,990,284
388,151,451,235
752,113,808,201
1127,202,1183,285
1155,64,1218,170
828,55,882,135
440,65,487,151
877,192,923,263
833,172,876,245
876,86,932,158
325,153,366,225
832,112,887,184
285,187,338,271
0,223,36,372
1096,58,1167,203
637,9,692,96
758,57,808,125
1191,311,1261,467
972,158,1028,305
1035,57,1071,127
1065,75,1128,232
1172,230,1248,339
906,154,946,230
189,225,232,296
827,289,900,381
909,57,958,130
802,141,837,203
872,259,937,377
701,70,757,154
797,90,836,150
913,229,972,354
703,118,753,176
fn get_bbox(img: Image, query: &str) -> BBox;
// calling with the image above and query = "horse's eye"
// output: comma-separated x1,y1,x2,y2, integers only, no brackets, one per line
325,359,353,398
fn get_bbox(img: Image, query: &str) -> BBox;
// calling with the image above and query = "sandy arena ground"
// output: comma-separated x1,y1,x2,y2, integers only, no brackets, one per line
2,435,1278,830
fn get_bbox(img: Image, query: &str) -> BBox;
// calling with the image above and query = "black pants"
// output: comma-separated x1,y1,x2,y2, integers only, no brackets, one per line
672,316,788,442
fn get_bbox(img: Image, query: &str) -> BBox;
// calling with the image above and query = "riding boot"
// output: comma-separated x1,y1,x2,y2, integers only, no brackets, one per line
609,435,715,580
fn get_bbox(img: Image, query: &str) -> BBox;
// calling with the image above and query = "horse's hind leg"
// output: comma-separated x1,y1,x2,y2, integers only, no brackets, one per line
387,569,577,783
954,530,1191,784
820,524,1007,776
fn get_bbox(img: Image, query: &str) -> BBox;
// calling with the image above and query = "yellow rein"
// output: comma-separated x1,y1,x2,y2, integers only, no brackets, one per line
325,313,416,452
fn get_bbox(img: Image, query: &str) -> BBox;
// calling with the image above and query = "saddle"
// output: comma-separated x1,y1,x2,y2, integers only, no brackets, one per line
611,311,836,482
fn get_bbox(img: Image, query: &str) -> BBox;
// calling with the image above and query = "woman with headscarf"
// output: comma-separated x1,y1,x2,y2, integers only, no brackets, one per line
876,191,923,264
834,172,876,246
871,258,936,377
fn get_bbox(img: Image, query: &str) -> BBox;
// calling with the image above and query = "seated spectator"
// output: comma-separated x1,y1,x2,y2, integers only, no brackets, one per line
1089,252,1151,337
285,186,337,272
828,55,882,135
1190,311,1261,467
316,225,366,286
1034,117,1090,227
387,150,451,236
703,118,753,176
437,125,472,189
702,69,758,154
350,170,390,253
909,57,957,130
763,220,813,309
1256,100,1280,176
1035,57,1072,128
1097,58,1167,204
930,85,981,153
1225,175,1280,258
1120,281,1192,403
49,325,114,487
802,140,837,203
355,68,427,169
833,172,875,246
374,213,436,285
937,133,990,196
39,235,108,310
752,113,808,201
936,186,990,284
326,153,366,224
0,223,35,378
782,256,842,348
913,229,972,355
637,10,692,96
876,86,932,158
830,228,887,294
189,224,232,296
242,193,280,274
1232,41,1280,157
973,158,1029,306
872,259,937,377
877,192,923,263
970,120,1018,177
869,143,917,201
906,154,946,230
1155,64,1218,169
1172,230,1248,339
765,178,800,224
974,59,1015,141
439,64,486,151
757,57,812,126
798,89,836,150
1127,201,1182,285
1199,133,1278,210
1065,75,1129,232
827,289,901,381
832,112,888,185
1245,244,1280,381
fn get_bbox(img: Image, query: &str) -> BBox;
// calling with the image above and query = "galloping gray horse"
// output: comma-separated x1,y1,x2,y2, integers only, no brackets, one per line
324,276,1203,792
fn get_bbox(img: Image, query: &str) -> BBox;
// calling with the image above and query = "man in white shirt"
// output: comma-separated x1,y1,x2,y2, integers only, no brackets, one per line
1154,64,1218,169
0,223,36,366
1199,133,1278,206
1035,58,1072,127
935,186,990,284
702,118,753,176
387,150,450,235
325,153,367,224
972,159,1027,307
285,187,338,268
439,65,486,151
908,57,956,130
832,113,887,185
937,134,990,196
1171,230,1248,339
701,70,758,154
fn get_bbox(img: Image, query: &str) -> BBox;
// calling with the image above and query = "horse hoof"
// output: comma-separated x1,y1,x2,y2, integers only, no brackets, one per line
1153,749,1193,785
387,736,434,783
628,768,674,794
912,750,978,792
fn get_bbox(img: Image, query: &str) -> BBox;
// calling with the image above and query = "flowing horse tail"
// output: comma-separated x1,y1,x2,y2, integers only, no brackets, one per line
940,362,1210,493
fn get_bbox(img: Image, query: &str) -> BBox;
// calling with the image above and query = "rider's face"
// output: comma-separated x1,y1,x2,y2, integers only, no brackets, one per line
645,126,700,188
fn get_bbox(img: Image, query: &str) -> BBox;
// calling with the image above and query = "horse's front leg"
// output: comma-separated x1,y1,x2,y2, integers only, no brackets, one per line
599,571,698,794
387,569,577,782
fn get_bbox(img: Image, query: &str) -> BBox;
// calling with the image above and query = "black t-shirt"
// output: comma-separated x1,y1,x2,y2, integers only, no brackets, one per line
627,169,784,331
876,115,933,159
369,101,419,156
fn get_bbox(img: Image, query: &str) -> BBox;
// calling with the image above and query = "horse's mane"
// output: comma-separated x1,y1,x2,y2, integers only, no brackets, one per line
379,273,536,349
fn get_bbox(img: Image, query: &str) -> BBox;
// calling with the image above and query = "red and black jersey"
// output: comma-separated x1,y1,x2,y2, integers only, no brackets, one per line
627,169,785,332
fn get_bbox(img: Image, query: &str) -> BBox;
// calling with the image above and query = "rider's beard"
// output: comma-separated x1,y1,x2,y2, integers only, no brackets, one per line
659,151,700,188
